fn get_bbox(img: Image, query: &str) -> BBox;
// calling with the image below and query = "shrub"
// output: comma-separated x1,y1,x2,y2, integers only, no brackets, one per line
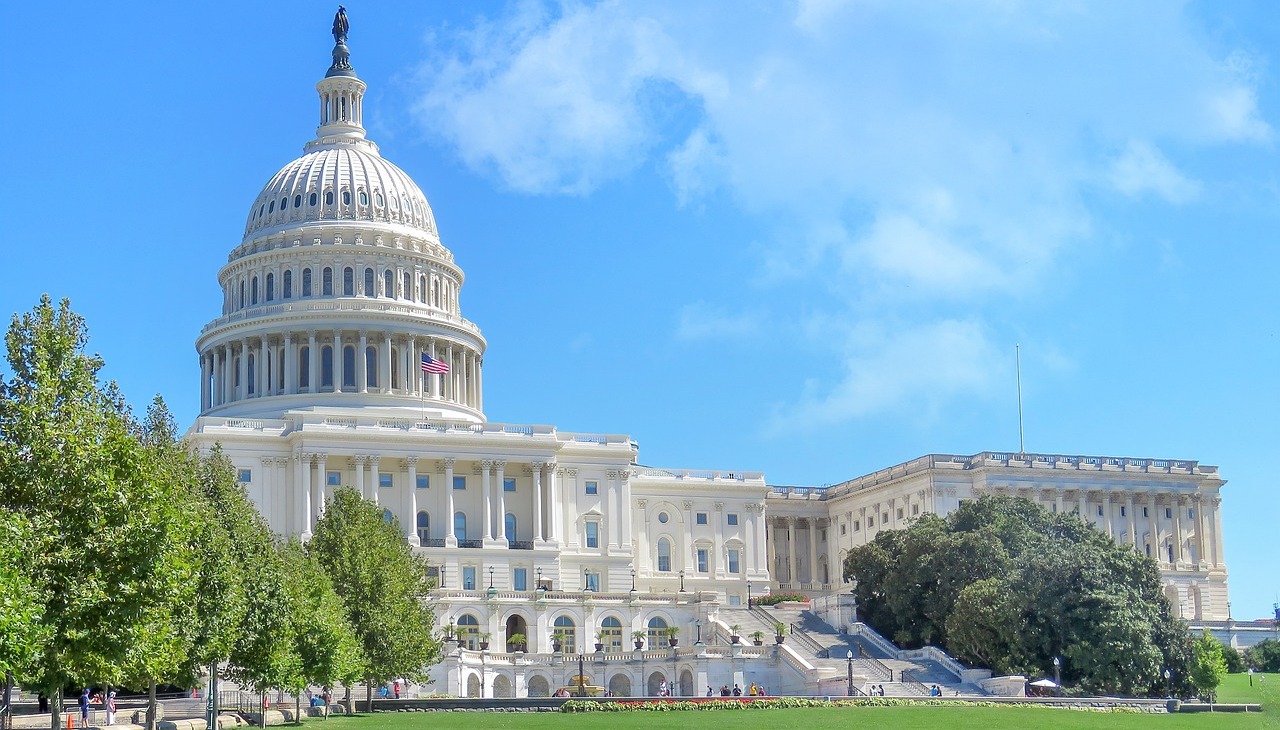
749,593,809,607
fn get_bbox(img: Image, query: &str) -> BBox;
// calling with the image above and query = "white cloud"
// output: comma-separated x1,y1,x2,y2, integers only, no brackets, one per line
1108,141,1201,203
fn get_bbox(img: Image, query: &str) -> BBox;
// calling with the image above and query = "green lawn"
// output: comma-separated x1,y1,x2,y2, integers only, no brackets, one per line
1215,672,1278,705
310,701,1275,730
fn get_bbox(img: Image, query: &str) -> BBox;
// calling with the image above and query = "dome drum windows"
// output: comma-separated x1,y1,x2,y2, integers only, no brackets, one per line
358,190,368,206
342,190,351,206
382,270,393,298
363,268,375,297
309,192,318,207
265,273,274,302
343,267,355,297
294,194,302,208
325,190,334,206
322,267,333,296
301,268,312,296
282,270,292,299
250,277,259,305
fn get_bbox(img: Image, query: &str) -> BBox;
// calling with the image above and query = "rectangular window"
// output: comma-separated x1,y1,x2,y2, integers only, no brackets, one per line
462,567,476,590
585,572,600,592
1097,505,1104,517
853,520,860,531
1143,507,1149,518
1188,508,1194,519
237,468,252,483
696,512,708,525
896,508,903,520
327,470,341,487
883,513,889,523
841,524,847,535
416,474,429,489
1120,505,1127,517
820,529,827,542
1052,503,1058,512
697,548,709,573
727,513,739,526
513,568,527,591
585,480,598,495
728,595,742,607
504,477,516,492
867,517,874,527
379,473,392,489
586,522,599,548
1165,508,1172,519
1145,544,1152,557
453,476,466,490
728,549,740,574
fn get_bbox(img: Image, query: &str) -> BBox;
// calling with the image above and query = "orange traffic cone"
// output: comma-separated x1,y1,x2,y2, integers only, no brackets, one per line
66,713,74,729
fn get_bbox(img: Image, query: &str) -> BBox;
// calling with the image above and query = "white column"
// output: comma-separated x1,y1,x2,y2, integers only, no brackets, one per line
445,458,457,546
786,518,797,585
477,355,483,413
315,453,327,522
1148,494,1160,564
1127,495,1137,549
307,331,318,393
481,460,493,541
619,470,632,548
283,333,294,395
382,333,393,393
200,353,210,411
1209,496,1222,567
406,456,420,546
355,455,366,500
547,463,560,543
495,460,507,545
408,336,418,396
429,340,440,398
258,336,268,397
237,339,248,400
807,520,818,586
369,456,381,507
358,331,368,394
334,330,344,393
300,452,313,540
211,349,223,406
766,518,777,584
1077,490,1086,517
1102,492,1113,537
1172,495,1184,565
532,463,544,542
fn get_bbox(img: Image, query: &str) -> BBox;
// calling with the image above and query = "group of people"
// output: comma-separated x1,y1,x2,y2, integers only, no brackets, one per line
76,687,118,727
707,682,768,697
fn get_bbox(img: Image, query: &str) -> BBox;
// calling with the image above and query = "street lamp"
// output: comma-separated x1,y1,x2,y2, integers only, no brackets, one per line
439,566,446,589
1052,656,1061,687
1164,668,1171,699
847,650,855,696
747,581,752,606
694,620,702,645
536,567,544,591
578,654,586,697
678,569,686,592
488,566,495,589
631,568,637,592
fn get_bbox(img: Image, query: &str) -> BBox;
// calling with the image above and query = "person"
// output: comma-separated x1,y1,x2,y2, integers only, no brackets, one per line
748,682,757,696
393,680,400,699
37,693,48,713
758,684,767,697
732,684,742,696
80,688,90,726
706,686,713,697
380,684,388,699
106,690,117,726
720,685,730,696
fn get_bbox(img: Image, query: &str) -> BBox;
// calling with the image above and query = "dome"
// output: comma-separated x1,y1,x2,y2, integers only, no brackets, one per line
243,145,438,240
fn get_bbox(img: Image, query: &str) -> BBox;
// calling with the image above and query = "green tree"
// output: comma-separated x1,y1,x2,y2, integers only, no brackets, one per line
279,539,361,717
0,296,202,729
308,487,441,712
1244,639,1280,672
1190,631,1227,701
0,509,46,678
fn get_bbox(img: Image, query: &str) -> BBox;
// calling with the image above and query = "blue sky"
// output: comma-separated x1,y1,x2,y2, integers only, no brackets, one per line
4,1,1277,619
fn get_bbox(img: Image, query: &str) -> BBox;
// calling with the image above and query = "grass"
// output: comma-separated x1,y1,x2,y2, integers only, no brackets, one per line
306,694,1277,730
1215,672,1278,706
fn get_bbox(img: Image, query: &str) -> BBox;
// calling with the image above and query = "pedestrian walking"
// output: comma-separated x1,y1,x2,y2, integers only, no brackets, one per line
106,691,117,726
79,688,90,727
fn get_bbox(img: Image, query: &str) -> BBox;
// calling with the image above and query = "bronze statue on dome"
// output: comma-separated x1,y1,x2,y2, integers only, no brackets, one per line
332,6,349,45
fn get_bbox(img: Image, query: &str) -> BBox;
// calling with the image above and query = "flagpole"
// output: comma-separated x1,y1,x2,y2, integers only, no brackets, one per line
420,356,426,422
1016,343,1025,455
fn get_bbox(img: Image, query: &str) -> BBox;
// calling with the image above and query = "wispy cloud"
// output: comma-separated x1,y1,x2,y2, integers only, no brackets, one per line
1108,141,1201,203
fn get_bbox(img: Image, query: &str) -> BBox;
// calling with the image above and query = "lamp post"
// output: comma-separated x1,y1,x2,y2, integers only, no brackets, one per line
578,654,586,697
747,580,752,606
847,650,855,696
1052,656,1060,687
488,566,495,589
694,620,702,645
583,568,590,592
1164,668,1171,699
631,568,637,592
536,567,543,591
678,569,685,593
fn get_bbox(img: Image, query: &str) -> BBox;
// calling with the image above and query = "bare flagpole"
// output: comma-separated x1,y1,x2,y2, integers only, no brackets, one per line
1016,343,1025,454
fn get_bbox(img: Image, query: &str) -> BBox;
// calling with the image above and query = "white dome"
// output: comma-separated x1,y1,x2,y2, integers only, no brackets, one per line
243,145,438,240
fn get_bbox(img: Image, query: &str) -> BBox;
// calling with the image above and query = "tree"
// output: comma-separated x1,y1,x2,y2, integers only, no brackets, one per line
308,487,441,712
279,539,361,717
1190,631,1227,702
0,296,203,730
0,510,44,677
846,494,1191,695
1244,639,1280,673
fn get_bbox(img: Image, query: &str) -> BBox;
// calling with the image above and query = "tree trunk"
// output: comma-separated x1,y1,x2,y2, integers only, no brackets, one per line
146,678,157,730
49,693,60,730
342,686,351,716
294,690,300,726
365,678,372,713
3,671,12,730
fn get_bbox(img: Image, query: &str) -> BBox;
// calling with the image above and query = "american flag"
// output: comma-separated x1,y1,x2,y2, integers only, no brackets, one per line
421,353,450,374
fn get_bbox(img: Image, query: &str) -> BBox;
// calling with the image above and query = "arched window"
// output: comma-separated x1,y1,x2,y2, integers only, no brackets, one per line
375,191,384,207
251,276,259,305
294,194,302,208
279,197,287,211
457,614,480,651
343,267,354,296
454,512,467,541
302,268,312,297
646,617,669,647
342,190,351,206
321,346,334,388
268,200,274,214
325,190,334,206
553,616,576,654
390,347,400,390
246,354,256,395
282,270,292,299
265,273,274,302
419,275,426,302
365,346,378,388
358,190,368,206
402,272,411,300
416,511,429,543
504,513,516,542
342,346,356,389
364,268,375,297
239,281,245,309
309,191,317,206
322,267,333,296
299,346,310,389
382,270,393,298
657,538,672,572
601,616,623,652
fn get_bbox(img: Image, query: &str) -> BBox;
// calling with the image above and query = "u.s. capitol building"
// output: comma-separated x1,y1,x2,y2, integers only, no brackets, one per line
188,12,1231,698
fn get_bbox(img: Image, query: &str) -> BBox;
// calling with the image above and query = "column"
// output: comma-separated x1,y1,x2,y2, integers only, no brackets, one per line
408,336,418,396
429,340,440,398
369,456,380,507
445,458,457,546
334,330,344,393
283,333,294,395
212,348,223,406
1126,495,1137,549
355,455,366,500
315,453,327,521
806,519,818,587
307,331,318,393
532,463,544,542
1102,492,1113,537
619,469,632,547
858,507,867,545
1077,490,1086,517
357,331,368,394
1054,491,1064,514
382,333,393,393
826,518,839,586
1147,494,1159,564
548,464,562,543
495,460,507,545
300,452,313,540
477,356,483,412
1194,496,1207,566
200,353,210,411
765,517,777,583
1172,495,1184,566
606,471,620,549
889,497,898,529
407,456,420,546
1209,496,1222,568
446,344,455,401
481,460,494,541
786,518,797,586
237,339,248,400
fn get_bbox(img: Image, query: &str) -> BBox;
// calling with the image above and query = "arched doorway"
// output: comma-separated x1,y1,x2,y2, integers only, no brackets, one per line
600,616,623,652
465,673,481,698
608,674,632,698
528,675,551,697
646,671,667,697
505,613,529,651
492,675,513,698
679,669,694,696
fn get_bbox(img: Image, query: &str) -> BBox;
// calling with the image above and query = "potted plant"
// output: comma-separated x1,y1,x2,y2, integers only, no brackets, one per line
772,622,787,645
551,630,566,653
664,626,680,648
479,632,491,651
632,630,646,650
594,630,605,652
750,630,765,646
730,624,742,644
506,633,527,653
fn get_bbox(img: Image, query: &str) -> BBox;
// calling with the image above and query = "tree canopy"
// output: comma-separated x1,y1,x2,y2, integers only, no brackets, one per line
845,494,1192,696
